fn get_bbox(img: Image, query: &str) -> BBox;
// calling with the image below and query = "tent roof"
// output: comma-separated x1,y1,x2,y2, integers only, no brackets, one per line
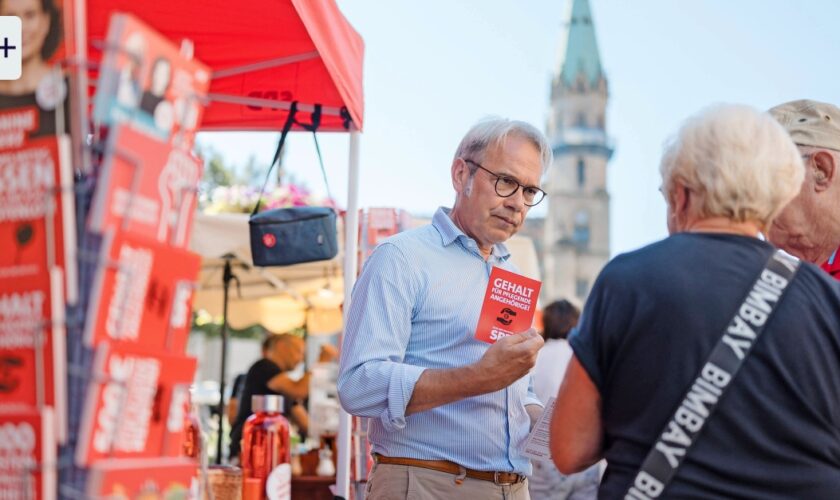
86,0,364,131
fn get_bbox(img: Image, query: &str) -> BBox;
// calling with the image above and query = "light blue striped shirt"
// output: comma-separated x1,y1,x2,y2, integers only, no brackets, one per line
338,207,542,475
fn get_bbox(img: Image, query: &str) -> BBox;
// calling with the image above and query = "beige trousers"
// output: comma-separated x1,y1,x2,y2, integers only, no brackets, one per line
366,463,530,500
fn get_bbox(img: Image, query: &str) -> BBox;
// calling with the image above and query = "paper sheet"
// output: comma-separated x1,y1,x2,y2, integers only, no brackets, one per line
522,397,556,462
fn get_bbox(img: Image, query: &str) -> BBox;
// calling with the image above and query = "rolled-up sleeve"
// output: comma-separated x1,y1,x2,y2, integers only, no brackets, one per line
524,374,543,408
337,243,427,431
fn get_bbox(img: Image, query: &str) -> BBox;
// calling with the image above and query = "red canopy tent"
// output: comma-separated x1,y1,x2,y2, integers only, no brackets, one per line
85,0,364,131
80,1,365,497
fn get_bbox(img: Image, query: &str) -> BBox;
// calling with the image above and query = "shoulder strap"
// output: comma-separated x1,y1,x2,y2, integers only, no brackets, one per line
624,249,800,500
252,102,299,215
293,103,333,203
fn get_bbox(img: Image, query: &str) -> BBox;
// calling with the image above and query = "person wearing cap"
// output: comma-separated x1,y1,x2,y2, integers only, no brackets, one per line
768,99,840,278
338,117,550,499
549,104,840,497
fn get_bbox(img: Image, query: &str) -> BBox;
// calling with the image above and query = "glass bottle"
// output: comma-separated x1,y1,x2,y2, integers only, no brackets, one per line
182,402,201,459
240,395,290,499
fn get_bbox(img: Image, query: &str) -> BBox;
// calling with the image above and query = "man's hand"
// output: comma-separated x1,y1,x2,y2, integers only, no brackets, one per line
267,371,312,400
473,328,544,392
405,329,544,416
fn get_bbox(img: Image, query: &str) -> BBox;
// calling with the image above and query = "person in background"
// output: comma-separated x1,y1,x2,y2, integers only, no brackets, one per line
530,300,601,500
229,332,310,461
339,117,551,500
226,334,275,426
550,104,840,497
767,99,840,279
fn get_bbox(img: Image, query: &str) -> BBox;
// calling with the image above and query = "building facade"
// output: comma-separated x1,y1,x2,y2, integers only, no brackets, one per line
542,0,613,302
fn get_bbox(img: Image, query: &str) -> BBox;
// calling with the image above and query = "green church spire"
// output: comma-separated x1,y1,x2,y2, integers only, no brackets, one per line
556,0,604,88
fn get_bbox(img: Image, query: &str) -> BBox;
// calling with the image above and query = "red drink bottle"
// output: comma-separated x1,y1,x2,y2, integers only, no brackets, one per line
241,395,290,499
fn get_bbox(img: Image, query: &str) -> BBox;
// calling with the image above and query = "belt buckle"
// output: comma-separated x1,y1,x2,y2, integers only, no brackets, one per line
493,471,516,485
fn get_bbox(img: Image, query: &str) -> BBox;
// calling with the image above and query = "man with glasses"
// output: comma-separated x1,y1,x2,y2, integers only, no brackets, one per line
768,99,840,279
338,117,552,499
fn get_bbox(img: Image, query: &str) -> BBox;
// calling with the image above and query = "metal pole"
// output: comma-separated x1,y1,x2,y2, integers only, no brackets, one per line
216,257,233,464
335,129,361,499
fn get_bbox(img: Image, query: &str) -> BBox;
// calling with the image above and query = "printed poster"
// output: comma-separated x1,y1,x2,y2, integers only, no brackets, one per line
0,135,77,303
0,268,67,442
92,12,210,147
87,123,202,248
75,342,197,465
0,406,56,500
85,457,196,499
84,230,201,352
0,0,74,147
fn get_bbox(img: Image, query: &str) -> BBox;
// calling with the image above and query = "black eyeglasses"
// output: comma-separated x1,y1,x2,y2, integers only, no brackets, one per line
463,158,546,207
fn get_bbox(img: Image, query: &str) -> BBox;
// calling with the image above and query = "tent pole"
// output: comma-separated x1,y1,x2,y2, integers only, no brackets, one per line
336,128,361,499
216,257,234,464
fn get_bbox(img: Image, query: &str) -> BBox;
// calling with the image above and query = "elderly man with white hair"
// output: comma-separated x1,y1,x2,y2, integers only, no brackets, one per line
549,104,840,498
339,117,551,500
768,99,840,278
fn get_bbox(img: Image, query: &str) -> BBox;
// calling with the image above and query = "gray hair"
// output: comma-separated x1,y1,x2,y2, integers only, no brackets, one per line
660,103,804,227
454,117,553,175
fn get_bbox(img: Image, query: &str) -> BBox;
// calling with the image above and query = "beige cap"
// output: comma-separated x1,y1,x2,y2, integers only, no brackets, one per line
768,99,840,151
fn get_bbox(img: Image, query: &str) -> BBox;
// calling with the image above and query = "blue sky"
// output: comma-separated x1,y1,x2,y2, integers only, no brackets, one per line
197,0,840,257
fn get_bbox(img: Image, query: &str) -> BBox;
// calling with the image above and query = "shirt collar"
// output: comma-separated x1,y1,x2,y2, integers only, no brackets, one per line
431,207,511,261
820,245,840,279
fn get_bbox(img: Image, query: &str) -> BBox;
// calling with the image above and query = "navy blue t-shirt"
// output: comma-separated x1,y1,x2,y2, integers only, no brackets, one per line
570,233,840,499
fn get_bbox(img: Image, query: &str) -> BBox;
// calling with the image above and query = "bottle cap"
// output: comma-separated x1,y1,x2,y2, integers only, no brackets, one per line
252,394,284,413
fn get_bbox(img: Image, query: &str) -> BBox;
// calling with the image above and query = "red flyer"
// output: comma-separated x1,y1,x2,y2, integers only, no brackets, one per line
0,135,78,304
475,267,542,344
87,124,202,248
0,268,67,442
75,342,197,465
0,406,57,500
85,457,196,498
84,230,201,352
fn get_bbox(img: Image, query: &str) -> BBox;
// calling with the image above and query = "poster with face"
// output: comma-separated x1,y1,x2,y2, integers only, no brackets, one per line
0,0,71,147
92,13,210,148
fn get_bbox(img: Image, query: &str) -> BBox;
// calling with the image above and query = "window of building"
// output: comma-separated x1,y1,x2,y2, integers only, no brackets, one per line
575,112,587,127
576,279,589,298
573,210,590,248
577,158,586,188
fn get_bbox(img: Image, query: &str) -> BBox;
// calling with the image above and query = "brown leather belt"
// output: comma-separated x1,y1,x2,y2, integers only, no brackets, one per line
373,454,526,485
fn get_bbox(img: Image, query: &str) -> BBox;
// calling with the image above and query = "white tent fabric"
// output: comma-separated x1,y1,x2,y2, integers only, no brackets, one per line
190,212,344,333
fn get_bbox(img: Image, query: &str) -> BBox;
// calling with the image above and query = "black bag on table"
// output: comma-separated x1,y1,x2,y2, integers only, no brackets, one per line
248,102,338,267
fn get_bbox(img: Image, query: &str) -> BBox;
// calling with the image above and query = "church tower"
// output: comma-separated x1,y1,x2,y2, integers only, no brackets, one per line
543,0,613,302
